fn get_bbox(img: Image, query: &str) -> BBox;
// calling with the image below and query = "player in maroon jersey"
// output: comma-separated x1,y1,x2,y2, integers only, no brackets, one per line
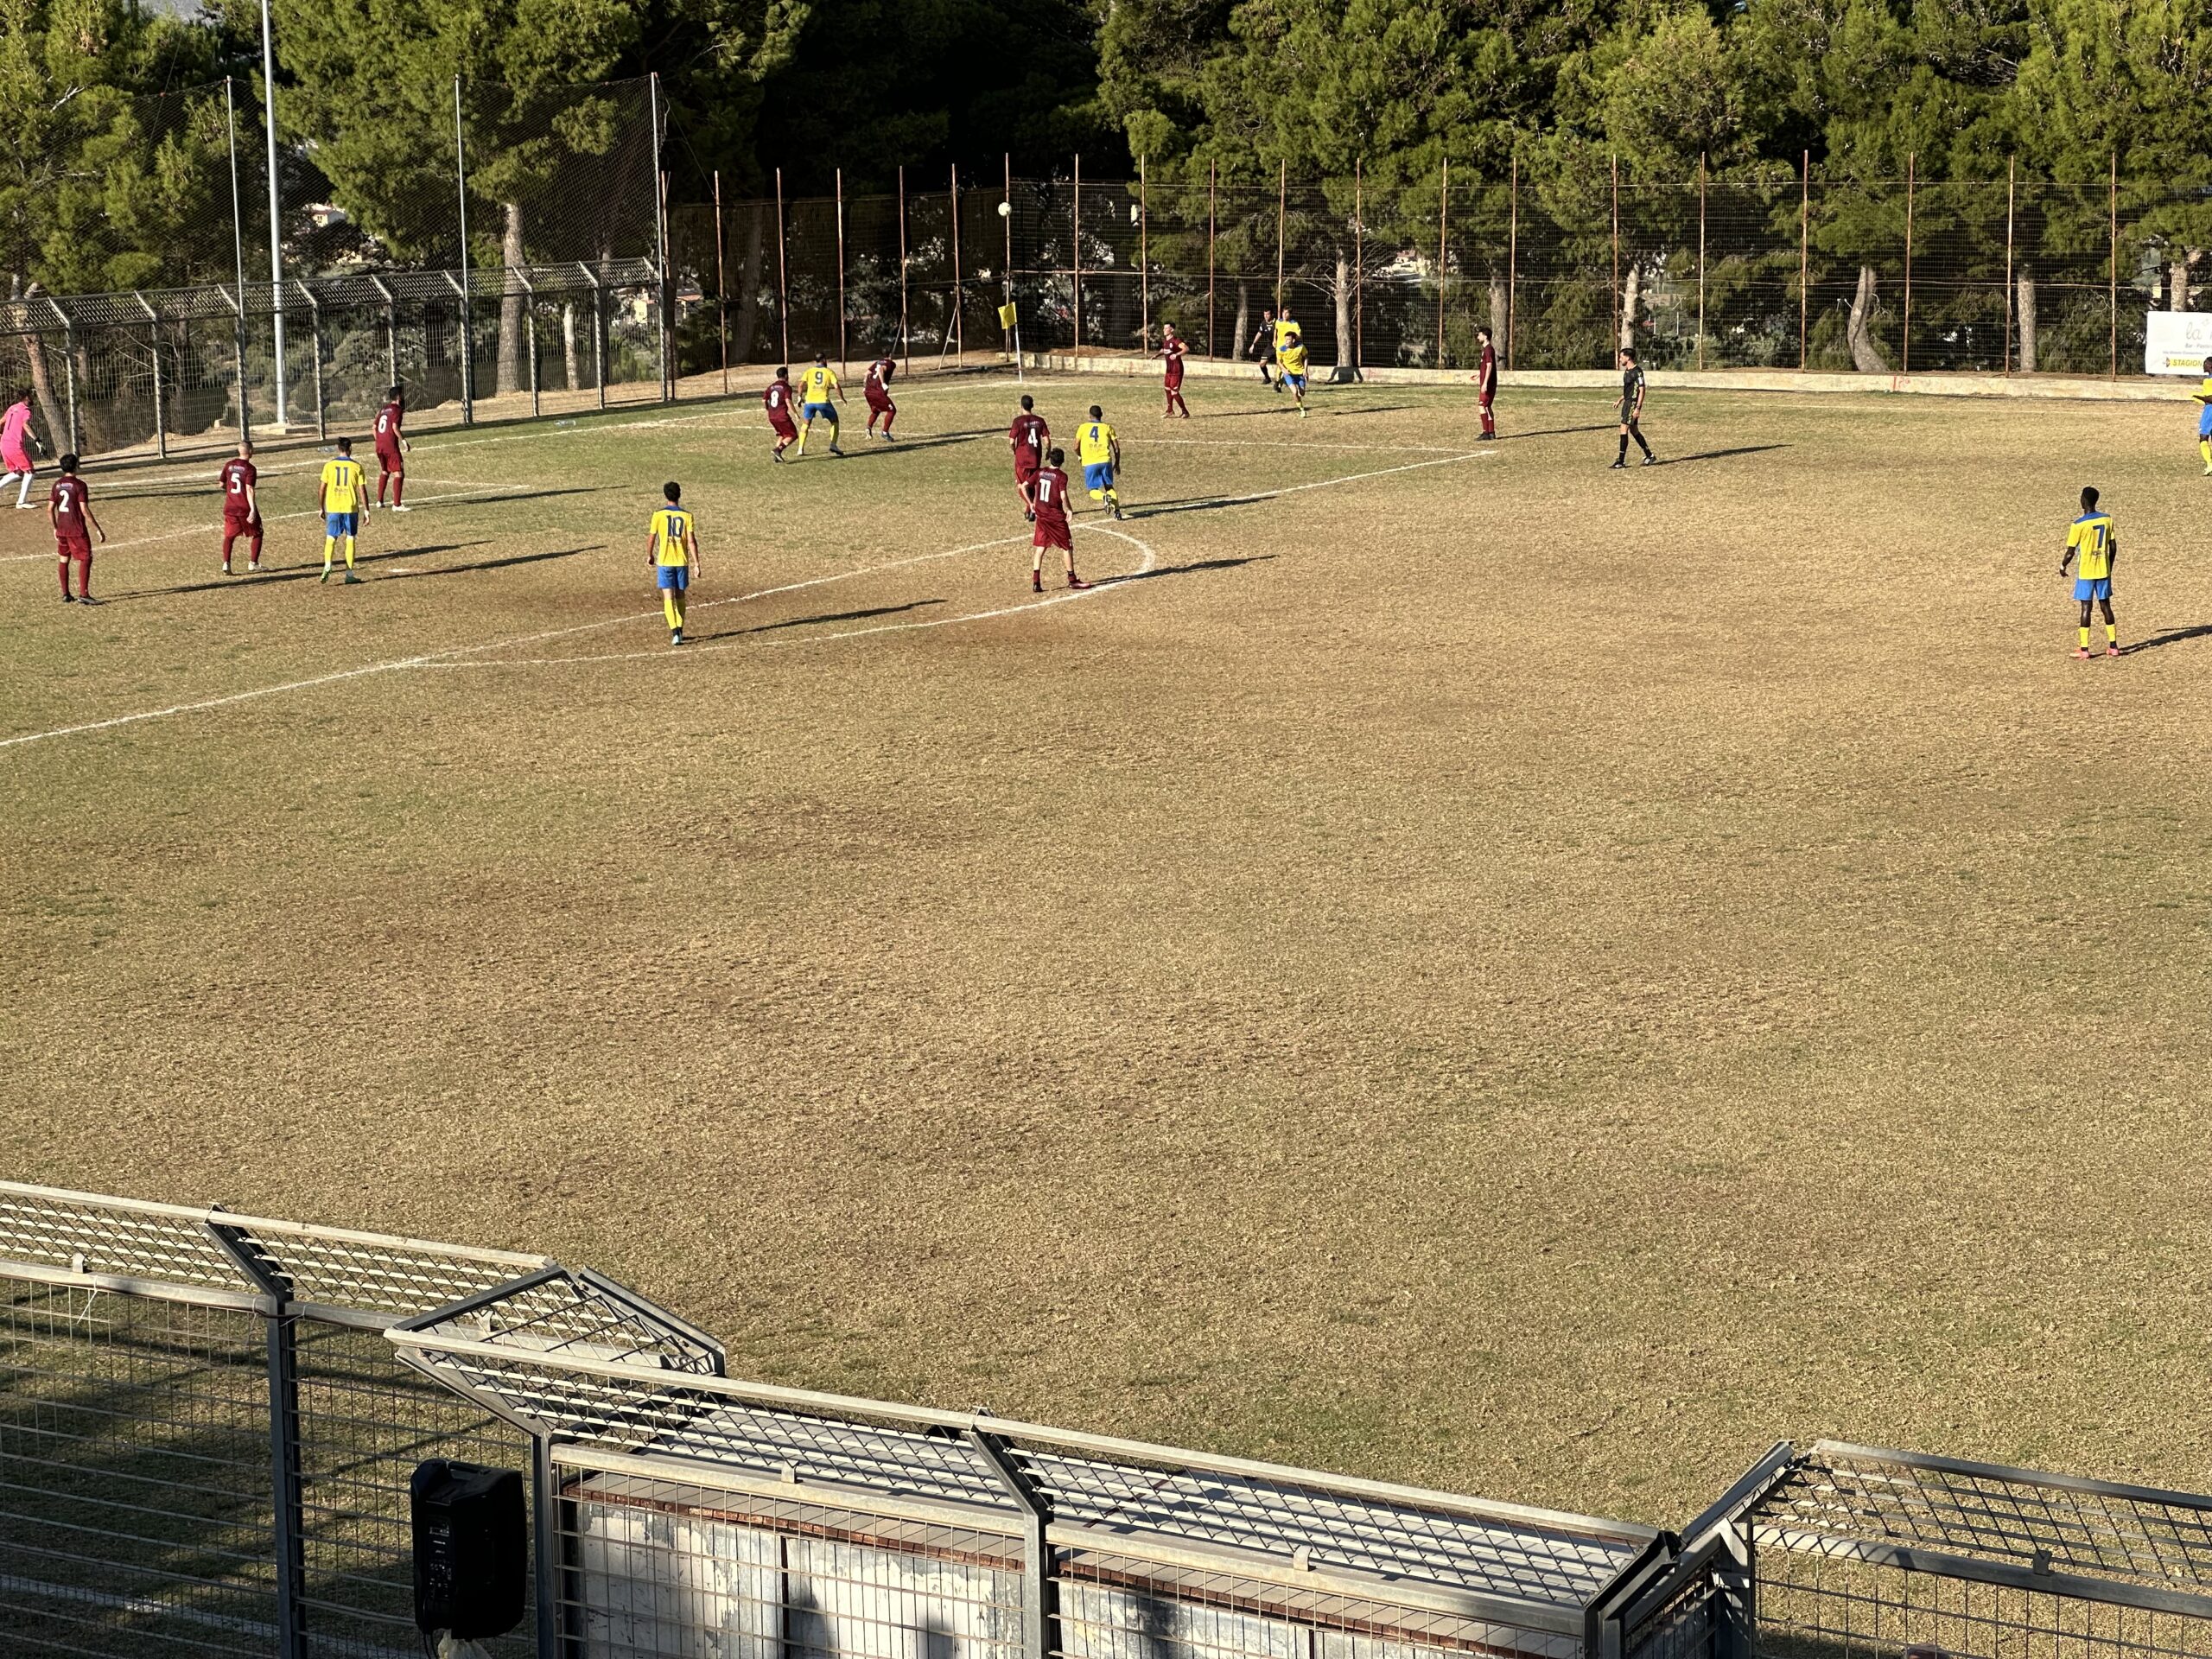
1160,324,1191,419
1008,394,1049,520
1471,327,1497,440
219,441,263,574
1029,446,1087,593
373,385,410,509
50,454,103,603
763,367,799,462
863,354,898,440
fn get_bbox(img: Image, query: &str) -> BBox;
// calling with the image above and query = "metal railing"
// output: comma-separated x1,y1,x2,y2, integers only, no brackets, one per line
10,1185,2212,1659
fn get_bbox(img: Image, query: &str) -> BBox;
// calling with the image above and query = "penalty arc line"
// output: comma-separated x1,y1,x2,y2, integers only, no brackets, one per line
0,447,1486,753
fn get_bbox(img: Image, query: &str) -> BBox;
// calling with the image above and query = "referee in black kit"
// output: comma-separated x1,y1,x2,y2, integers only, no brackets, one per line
1612,346,1656,468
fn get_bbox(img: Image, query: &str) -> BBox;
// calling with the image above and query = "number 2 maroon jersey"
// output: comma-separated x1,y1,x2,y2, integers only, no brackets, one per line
50,474,91,543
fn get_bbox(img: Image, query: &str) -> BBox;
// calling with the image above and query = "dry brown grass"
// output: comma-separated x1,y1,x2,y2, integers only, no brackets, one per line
4,375,2212,1529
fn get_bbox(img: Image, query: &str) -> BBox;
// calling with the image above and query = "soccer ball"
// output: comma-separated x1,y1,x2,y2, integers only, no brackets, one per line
998,200,1012,219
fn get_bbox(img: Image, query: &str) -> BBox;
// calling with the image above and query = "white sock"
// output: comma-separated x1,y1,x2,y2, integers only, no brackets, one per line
12,473,29,506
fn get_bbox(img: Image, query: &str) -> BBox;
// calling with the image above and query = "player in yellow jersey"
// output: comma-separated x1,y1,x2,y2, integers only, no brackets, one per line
1273,310,1304,404
1076,404,1122,519
2059,485,2119,659
2194,355,2212,475
317,437,369,583
645,480,701,646
1278,334,1311,417
796,354,844,458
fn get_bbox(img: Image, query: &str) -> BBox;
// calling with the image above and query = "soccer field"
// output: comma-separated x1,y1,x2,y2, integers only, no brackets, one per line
4,373,2211,1525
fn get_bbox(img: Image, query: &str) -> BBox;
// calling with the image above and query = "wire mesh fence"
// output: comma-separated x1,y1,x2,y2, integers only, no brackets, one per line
14,1188,2212,1659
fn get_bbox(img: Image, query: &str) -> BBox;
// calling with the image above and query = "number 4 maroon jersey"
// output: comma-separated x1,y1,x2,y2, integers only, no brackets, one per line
1009,411,1048,475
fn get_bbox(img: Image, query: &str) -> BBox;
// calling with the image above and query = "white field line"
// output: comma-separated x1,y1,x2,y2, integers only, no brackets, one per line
0,482,514,562
0,447,1484,753
422,523,1160,671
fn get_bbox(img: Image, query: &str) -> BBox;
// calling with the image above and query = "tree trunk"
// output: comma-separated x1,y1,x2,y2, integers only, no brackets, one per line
1620,264,1642,349
2017,269,2037,373
497,200,526,397
1847,264,1889,372
734,201,766,365
1332,250,1355,378
1489,273,1508,352
2171,257,2191,312
1233,281,1250,364
562,302,579,391
13,278,68,449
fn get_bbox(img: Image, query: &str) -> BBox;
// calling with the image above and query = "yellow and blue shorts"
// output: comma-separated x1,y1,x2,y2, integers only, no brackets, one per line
2074,575,2111,601
324,511,358,537
1083,461,1115,494
656,563,690,591
802,401,836,421
2196,403,2212,437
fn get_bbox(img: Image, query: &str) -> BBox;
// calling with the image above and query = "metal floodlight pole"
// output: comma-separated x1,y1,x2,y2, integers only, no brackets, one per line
454,75,474,425
1697,153,1708,372
1206,159,1217,359
774,167,790,365
1798,149,1809,372
1275,156,1287,310
1902,152,1915,374
257,0,288,429
1437,156,1449,367
1355,157,1364,373
650,71,669,402
1610,152,1621,353
1071,153,1081,364
950,162,964,360
224,77,251,441
1508,149,1518,371
2005,155,2017,375
2109,150,2119,378
714,169,728,394
899,166,911,375
1141,154,1150,350
836,167,848,376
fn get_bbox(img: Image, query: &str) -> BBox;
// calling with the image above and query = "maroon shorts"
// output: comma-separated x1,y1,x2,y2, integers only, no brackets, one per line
865,388,893,412
1032,517,1071,552
1165,366,1184,390
375,441,403,470
56,535,91,561
225,511,262,534
768,414,798,440
1014,459,1039,488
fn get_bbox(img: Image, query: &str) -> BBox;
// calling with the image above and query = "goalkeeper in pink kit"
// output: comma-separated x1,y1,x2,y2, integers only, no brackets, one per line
1,390,40,509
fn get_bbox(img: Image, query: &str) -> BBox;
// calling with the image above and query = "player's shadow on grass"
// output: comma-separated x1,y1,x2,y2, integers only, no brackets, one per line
2122,624,2212,656
1497,423,1618,441
812,431,987,456
1647,443,1790,467
691,599,943,642
101,541,492,600
1101,554,1276,587
1205,402,1414,419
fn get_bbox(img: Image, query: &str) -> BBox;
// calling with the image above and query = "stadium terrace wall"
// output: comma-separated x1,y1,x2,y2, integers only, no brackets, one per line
9,1182,2212,1659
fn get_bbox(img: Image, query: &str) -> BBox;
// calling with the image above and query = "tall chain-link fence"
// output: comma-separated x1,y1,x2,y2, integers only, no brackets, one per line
666,162,2194,385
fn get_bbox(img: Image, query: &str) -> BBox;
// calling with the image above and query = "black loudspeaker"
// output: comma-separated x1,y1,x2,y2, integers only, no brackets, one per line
410,1459,527,1639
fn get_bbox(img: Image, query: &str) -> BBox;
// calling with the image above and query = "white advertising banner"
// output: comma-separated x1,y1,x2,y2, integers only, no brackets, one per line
2144,310,2212,375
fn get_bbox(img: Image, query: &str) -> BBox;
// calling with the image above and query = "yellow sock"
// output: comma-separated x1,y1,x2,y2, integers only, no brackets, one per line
2200,437,2209,472
322,536,335,566
796,428,808,454
344,537,356,569
673,589,686,628
664,591,681,630
2080,626,2091,648
2106,624,2118,645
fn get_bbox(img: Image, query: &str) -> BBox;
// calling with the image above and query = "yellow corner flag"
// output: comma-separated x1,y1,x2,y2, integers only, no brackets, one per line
997,302,1019,329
